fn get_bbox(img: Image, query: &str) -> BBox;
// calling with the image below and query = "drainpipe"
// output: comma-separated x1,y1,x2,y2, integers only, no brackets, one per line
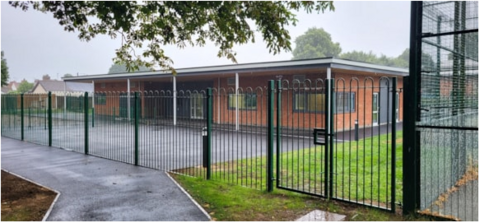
235,73,239,131
173,75,177,126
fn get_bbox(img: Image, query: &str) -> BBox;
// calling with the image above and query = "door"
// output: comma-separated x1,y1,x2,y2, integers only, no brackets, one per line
372,92,379,126
190,93,204,119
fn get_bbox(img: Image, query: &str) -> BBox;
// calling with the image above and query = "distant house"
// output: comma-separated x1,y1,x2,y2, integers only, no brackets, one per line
1,81,19,94
30,80,93,109
31,80,93,95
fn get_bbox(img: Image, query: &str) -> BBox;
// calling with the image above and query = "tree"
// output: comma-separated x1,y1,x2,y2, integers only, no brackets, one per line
1,51,9,87
63,73,73,78
15,80,34,94
340,49,410,68
10,1,335,73
292,27,341,60
108,63,150,74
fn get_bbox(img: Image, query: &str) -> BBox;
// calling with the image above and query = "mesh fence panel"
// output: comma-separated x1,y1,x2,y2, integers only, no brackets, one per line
419,1,478,221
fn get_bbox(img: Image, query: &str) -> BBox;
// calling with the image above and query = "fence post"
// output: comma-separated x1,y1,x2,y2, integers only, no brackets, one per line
134,92,139,166
84,92,89,155
391,77,397,212
325,78,332,198
276,80,281,188
267,80,274,192
21,94,24,141
48,92,52,146
206,88,213,180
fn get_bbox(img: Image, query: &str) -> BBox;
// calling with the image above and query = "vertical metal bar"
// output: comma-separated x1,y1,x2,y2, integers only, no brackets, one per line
403,1,422,215
21,94,24,141
135,92,139,166
235,73,239,131
48,92,52,146
267,80,274,192
327,78,335,199
127,79,131,121
325,69,332,198
276,80,281,188
84,92,89,155
173,76,177,126
207,88,213,180
391,78,397,212
92,81,95,128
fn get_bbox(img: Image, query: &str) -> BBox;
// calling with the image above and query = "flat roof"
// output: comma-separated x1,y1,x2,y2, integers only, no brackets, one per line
64,57,409,82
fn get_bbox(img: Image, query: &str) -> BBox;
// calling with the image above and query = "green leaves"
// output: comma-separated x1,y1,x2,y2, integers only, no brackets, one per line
9,1,334,73
1,51,9,87
292,27,342,60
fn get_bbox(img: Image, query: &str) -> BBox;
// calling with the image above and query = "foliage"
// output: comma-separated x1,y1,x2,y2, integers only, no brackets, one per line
292,27,341,60
1,51,9,87
108,63,150,74
13,81,34,94
63,73,73,78
340,49,409,68
10,1,335,73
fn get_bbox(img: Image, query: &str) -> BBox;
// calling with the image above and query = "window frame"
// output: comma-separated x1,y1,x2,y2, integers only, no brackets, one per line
293,91,356,114
95,92,107,105
227,93,258,110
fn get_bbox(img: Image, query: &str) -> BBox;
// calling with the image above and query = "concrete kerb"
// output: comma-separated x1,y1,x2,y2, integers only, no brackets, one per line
165,172,212,221
1,168,61,222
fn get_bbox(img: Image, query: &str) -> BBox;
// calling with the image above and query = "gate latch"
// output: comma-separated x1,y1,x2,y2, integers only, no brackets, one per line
313,128,326,145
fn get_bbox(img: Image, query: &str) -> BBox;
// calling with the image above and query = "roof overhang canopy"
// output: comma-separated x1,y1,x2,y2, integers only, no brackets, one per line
64,57,409,83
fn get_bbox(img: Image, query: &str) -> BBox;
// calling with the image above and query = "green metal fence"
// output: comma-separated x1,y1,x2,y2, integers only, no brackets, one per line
406,1,478,221
2,77,401,212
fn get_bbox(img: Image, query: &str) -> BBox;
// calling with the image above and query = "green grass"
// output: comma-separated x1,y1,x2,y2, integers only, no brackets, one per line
171,173,428,221
177,131,403,209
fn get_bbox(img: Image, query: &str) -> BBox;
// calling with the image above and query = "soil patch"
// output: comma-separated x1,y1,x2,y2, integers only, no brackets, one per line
1,170,57,221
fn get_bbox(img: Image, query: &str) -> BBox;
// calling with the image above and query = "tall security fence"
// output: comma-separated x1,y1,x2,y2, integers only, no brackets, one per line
407,1,478,221
1,76,401,212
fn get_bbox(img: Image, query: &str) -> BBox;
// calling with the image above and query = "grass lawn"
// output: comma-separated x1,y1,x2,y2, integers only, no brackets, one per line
170,172,427,221
176,131,403,210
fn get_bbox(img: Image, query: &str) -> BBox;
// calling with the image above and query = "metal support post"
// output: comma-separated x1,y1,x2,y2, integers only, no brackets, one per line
276,80,282,188
21,94,24,141
391,77,397,212
84,92,89,155
267,80,274,192
403,1,422,215
48,92,52,146
134,92,139,166
206,88,213,179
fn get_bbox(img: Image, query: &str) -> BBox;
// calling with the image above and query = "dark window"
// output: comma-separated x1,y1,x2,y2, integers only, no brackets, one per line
228,93,257,110
293,92,356,113
95,93,106,105
335,92,356,113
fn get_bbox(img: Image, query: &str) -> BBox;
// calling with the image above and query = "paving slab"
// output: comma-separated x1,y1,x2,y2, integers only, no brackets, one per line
1,137,210,221
296,210,346,221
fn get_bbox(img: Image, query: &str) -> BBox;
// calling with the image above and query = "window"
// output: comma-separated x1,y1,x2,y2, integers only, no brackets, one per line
293,92,356,113
335,92,356,113
100,83,106,88
293,93,326,112
95,93,106,105
228,93,257,110
293,75,305,83
227,78,235,86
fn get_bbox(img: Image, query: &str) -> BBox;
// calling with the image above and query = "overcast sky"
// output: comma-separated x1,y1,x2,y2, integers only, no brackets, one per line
1,1,411,83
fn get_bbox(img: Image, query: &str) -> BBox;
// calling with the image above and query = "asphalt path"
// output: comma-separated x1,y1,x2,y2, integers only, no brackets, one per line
1,137,210,221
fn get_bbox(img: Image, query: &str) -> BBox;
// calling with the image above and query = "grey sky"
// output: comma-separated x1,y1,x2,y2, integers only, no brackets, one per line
1,1,410,83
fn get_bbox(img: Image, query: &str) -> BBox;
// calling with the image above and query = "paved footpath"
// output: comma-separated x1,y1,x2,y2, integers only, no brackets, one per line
1,137,210,221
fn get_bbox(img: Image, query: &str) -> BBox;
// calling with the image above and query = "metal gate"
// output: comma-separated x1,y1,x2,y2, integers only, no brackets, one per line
405,2,478,221
276,76,399,211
